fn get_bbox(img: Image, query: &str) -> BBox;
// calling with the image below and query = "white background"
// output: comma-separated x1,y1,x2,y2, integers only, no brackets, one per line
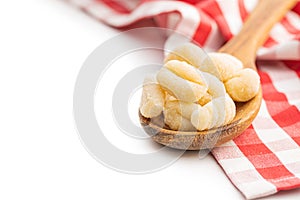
1,0,300,199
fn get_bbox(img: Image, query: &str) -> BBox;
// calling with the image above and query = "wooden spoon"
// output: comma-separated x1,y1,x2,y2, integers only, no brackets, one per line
139,0,298,150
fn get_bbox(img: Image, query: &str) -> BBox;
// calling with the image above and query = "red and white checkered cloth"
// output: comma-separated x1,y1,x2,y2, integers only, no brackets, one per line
67,0,300,199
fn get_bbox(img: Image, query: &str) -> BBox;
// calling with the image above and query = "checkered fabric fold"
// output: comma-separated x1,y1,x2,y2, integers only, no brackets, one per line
67,0,300,199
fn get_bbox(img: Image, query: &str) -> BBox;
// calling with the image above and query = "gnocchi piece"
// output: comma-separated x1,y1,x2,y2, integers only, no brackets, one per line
164,43,207,68
157,60,208,103
209,94,236,127
139,75,165,118
191,95,236,130
165,60,206,85
190,106,212,131
225,68,260,102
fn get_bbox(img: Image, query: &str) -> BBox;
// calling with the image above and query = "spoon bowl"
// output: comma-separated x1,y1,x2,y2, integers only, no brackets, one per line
139,89,262,150
139,0,297,150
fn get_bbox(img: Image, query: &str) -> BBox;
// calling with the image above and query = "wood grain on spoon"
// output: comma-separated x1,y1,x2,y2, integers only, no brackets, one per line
139,0,298,150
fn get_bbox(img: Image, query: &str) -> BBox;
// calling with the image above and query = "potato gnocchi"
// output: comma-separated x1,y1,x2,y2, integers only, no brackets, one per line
140,43,260,131
139,75,165,118
201,52,260,102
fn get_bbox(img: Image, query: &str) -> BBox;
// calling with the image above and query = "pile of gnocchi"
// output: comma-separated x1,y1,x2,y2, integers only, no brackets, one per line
140,43,260,131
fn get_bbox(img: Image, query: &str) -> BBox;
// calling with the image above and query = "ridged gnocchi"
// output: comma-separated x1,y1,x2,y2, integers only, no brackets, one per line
140,42,260,131
139,75,165,118
157,60,208,103
201,52,260,102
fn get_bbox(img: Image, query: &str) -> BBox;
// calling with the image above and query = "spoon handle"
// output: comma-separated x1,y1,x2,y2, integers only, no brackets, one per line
219,0,298,68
